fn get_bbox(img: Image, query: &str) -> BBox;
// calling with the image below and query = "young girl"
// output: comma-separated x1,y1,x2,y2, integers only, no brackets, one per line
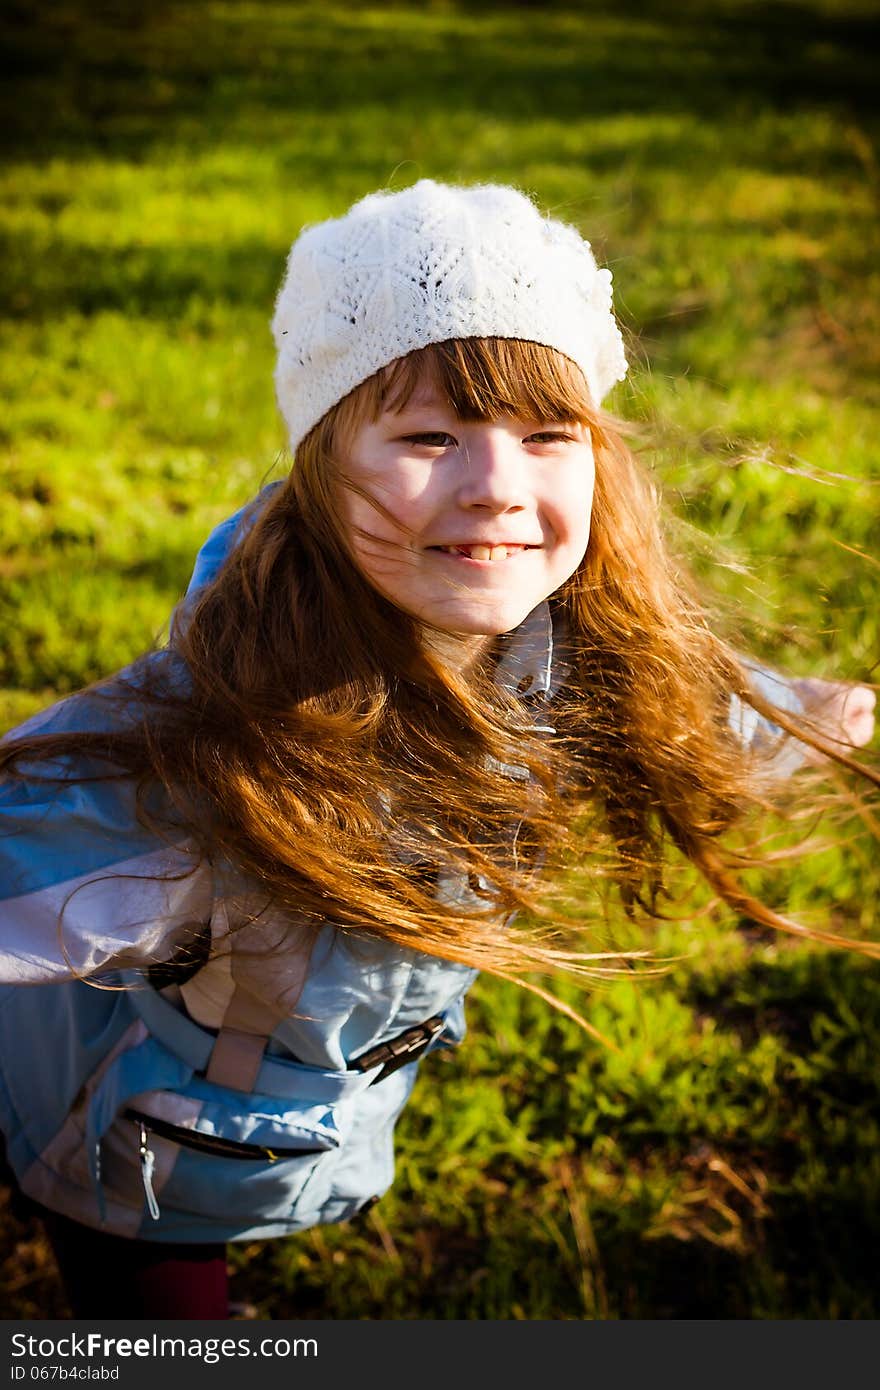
0,179,875,1320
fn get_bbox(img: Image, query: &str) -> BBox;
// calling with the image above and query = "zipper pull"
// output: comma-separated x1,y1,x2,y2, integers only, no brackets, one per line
92,1139,107,1223
136,1121,161,1221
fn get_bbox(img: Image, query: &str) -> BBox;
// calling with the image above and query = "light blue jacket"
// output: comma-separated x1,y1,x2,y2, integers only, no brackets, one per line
0,490,806,1243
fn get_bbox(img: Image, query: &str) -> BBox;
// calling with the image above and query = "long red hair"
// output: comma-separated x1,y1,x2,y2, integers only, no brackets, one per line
3,337,878,1008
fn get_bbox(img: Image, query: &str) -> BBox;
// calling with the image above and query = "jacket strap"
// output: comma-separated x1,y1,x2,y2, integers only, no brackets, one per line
123,975,381,1102
171,901,317,1092
205,1024,271,1092
203,917,315,1090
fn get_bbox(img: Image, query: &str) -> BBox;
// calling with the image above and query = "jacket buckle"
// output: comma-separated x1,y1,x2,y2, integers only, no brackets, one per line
349,1015,446,1084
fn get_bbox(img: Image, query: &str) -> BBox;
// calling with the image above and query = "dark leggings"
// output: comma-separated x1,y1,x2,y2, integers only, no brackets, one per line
39,1207,230,1319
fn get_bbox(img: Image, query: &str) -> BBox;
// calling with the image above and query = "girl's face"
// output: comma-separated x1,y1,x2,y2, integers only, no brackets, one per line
338,382,595,654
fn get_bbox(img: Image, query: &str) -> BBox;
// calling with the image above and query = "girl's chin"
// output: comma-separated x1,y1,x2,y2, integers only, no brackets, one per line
422,609,537,639
419,608,539,644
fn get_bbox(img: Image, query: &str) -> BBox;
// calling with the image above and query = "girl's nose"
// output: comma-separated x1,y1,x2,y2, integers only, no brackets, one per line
455,430,527,511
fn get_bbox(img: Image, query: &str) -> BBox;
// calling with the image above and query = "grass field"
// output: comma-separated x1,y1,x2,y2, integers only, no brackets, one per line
1,0,879,1318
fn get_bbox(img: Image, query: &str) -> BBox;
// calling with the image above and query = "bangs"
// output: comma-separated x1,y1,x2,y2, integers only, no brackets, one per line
337,338,597,433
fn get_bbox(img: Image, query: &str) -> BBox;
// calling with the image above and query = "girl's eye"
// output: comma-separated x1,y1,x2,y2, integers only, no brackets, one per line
525,430,579,445
401,432,457,448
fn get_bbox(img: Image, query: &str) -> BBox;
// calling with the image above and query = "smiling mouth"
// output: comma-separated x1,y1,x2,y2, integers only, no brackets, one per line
429,544,535,561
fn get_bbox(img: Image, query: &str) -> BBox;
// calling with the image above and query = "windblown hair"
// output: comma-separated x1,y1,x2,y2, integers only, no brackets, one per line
3,338,879,1003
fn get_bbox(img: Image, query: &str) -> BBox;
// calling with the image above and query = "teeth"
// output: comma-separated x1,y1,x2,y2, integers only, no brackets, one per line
437,544,523,560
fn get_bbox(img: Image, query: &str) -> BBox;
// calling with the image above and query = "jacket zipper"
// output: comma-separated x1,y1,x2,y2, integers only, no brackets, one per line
125,1109,326,1164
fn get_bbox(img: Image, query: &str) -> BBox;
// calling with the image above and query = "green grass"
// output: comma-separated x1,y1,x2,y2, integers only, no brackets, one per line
1,0,879,1319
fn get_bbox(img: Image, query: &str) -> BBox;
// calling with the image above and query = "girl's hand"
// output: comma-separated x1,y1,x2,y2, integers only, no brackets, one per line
792,677,877,765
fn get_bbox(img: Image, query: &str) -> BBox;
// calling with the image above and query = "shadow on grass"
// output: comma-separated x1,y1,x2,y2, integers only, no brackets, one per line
2,0,878,166
682,946,880,1055
0,231,285,319
3,2,879,324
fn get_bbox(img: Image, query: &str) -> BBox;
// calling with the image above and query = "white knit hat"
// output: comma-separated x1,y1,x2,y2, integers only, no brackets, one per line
271,179,628,452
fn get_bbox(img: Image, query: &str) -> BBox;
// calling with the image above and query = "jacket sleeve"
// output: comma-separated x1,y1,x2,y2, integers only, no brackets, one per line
0,489,283,988
729,661,809,775
0,490,287,988
0,680,213,986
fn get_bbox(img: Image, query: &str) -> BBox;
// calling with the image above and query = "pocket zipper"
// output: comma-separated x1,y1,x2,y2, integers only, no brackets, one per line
125,1109,327,1164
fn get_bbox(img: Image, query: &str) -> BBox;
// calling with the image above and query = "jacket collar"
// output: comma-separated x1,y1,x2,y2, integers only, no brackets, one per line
493,601,567,706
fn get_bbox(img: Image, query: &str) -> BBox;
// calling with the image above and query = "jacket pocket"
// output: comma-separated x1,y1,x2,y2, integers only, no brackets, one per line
87,1035,344,1230
123,1107,328,1162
